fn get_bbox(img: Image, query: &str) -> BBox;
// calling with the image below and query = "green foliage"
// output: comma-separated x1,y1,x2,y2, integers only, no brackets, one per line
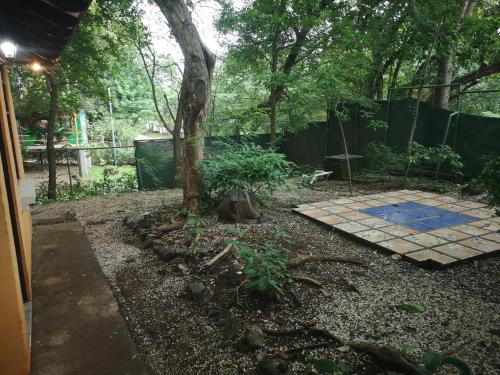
407,143,463,177
36,166,137,204
477,153,500,215
366,142,463,178
184,210,206,242
365,142,405,174
312,359,351,375
399,343,410,354
418,351,471,375
400,303,425,313
202,142,293,200
229,228,293,294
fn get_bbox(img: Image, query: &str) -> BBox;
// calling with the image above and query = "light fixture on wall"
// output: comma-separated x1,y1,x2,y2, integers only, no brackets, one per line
0,41,17,60
31,62,43,72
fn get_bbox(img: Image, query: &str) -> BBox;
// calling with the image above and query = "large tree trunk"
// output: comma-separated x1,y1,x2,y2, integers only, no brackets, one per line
433,0,478,109
434,52,453,109
154,0,215,213
45,72,58,200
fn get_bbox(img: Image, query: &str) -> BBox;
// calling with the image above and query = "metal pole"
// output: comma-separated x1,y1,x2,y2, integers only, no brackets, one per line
384,88,392,145
108,87,117,165
65,149,74,199
453,84,462,151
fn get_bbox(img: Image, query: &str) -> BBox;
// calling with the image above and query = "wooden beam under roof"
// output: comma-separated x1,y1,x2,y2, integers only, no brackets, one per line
0,0,92,64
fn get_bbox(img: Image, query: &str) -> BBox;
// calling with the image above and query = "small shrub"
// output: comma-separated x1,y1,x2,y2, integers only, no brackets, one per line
228,228,293,294
477,153,500,215
365,142,405,174
202,142,293,200
183,210,206,241
365,142,463,178
35,166,138,203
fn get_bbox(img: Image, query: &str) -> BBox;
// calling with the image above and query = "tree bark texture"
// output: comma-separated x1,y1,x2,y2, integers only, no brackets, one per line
154,0,215,212
433,0,478,109
433,52,453,109
45,72,58,200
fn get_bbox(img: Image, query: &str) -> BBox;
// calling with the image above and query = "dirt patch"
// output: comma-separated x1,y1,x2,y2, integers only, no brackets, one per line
32,179,500,374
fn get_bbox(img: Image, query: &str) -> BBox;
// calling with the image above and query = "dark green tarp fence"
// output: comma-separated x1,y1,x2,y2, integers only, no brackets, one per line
135,134,271,190
136,100,500,189
327,99,500,177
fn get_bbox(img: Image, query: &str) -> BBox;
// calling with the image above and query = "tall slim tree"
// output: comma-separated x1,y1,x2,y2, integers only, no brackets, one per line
153,0,215,212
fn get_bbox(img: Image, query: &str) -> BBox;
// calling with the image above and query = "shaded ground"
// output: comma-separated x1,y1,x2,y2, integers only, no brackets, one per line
32,178,500,374
31,222,149,375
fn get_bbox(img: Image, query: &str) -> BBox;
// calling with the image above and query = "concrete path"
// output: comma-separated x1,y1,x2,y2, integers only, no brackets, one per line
31,222,149,375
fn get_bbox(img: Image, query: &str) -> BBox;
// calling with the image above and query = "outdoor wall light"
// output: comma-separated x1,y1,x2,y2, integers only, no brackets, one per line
0,41,17,60
31,62,43,72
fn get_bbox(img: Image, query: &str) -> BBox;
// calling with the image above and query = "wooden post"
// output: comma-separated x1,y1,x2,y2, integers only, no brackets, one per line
0,65,32,299
0,149,30,375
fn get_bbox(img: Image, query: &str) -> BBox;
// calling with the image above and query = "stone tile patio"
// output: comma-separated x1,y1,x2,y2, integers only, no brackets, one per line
293,190,500,267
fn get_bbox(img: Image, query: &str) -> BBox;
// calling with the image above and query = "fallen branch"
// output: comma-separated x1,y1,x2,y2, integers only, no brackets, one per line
309,328,420,374
293,275,328,296
206,239,236,267
266,324,420,374
288,255,369,269
348,342,420,375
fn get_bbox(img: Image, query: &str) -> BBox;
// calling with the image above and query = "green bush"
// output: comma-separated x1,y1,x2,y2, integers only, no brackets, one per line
90,146,136,166
477,153,500,215
365,142,405,174
202,142,293,200
36,166,138,203
229,228,293,294
365,142,463,177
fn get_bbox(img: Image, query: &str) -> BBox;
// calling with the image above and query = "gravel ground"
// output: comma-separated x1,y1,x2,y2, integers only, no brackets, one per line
32,179,500,375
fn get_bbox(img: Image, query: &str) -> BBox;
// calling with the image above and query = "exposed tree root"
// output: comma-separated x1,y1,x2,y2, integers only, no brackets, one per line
287,255,369,269
293,276,328,296
157,219,186,234
264,324,420,374
348,342,420,375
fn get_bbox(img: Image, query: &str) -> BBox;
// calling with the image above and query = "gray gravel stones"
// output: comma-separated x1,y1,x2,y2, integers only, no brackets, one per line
31,184,500,374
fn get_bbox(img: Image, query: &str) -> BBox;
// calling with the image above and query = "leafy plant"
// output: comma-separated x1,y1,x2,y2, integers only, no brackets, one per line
406,143,463,177
477,153,500,215
202,142,293,200
312,359,351,374
400,343,410,354
400,303,425,313
36,165,138,204
365,142,405,175
417,351,471,375
184,210,206,242
365,142,463,178
229,229,293,294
